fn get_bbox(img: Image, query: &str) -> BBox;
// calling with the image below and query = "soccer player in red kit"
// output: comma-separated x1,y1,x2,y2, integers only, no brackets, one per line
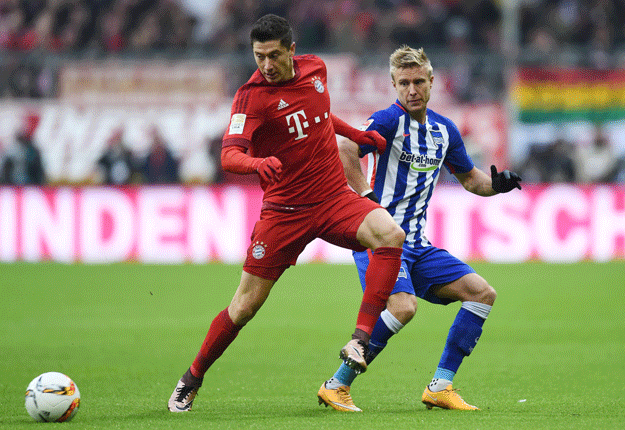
168,14,405,413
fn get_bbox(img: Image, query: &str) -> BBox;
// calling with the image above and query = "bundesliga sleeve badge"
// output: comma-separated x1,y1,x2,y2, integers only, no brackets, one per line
228,114,246,135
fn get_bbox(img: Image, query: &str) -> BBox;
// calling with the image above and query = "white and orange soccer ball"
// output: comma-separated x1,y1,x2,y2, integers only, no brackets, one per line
25,372,81,422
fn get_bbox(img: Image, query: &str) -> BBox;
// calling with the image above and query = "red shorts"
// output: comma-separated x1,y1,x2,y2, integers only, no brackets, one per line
243,189,380,281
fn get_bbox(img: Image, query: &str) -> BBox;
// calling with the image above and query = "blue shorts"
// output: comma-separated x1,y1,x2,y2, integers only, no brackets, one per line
354,246,475,305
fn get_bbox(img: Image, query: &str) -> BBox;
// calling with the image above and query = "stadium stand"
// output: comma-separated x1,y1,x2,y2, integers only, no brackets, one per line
1,0,625,184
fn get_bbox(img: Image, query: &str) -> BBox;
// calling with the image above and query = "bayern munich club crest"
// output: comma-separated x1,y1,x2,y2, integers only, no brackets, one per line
312,76,325,93
252,241,267,259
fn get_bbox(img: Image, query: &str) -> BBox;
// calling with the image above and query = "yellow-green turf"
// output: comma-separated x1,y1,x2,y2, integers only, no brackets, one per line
1,261,624,429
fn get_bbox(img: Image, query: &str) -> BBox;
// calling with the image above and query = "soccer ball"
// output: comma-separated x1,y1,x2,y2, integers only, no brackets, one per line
25,372,81,422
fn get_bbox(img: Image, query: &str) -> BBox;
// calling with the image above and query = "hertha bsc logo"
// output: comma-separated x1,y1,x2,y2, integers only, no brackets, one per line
312,77,325,93
252,242,266,259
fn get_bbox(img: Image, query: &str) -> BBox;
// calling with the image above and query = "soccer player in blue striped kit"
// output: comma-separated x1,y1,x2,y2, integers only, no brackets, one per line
318,45,522,412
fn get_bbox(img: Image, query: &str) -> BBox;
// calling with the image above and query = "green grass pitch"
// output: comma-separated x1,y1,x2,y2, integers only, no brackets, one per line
1,261,624,429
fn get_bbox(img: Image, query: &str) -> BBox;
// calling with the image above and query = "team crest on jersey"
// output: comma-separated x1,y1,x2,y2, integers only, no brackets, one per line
312,76,325,93
252,241,267,259
430,130,444,147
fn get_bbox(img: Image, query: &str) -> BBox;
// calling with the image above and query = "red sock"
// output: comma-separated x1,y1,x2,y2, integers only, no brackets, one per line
190,308,242,378
355,247,402,339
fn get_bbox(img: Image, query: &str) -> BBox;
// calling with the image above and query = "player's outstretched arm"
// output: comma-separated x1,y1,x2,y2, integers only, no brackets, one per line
454,165,521,196
330,113,386,154
221,145,282,184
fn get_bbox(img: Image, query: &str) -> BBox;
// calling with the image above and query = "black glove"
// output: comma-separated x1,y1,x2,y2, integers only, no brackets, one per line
362,190,380,203
491,165,522,193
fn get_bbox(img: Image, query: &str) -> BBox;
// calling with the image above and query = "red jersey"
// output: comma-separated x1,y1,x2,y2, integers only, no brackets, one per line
222,55,348,206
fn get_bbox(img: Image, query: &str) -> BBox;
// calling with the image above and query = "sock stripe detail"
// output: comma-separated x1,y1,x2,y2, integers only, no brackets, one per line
380,309,404,334
433,368,456,382
461,301,492,320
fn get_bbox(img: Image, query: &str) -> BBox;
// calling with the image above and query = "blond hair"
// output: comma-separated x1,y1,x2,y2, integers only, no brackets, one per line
389,45,433,81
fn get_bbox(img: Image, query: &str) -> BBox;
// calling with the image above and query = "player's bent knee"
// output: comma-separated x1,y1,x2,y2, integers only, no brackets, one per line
477,284,497,306
358,209,405,249
392,224,406,246
387,292,417,324
228,303,259,326
465,275,496,306
381,223,405,248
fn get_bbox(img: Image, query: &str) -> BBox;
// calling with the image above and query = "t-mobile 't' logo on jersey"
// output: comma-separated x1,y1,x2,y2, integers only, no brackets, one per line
286,110,309,140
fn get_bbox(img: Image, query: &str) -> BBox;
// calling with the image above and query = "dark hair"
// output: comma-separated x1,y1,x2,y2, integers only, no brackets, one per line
250,14,293,48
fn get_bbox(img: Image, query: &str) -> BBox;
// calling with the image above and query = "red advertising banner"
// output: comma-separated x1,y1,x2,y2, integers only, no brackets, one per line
1,185,624,263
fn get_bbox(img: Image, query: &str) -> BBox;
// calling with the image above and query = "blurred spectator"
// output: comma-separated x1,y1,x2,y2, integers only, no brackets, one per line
206,134,223,183
574,125,619,183
517,139,576,183
98,9,126,52
0,141,6,183
6,62,45,97
178,136,220,184
160,1,197,49
289,0,330,51
1,130,45,185
139,126,179,184
96,128,137,185
615,157,625,183
128,11,161,50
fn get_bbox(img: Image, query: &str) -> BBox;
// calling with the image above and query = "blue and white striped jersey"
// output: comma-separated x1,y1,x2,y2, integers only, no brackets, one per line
359,101,474,249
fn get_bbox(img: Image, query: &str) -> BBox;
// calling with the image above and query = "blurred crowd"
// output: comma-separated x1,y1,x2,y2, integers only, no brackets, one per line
203,0,625,65
2,0,625,185
520,0,625,69
3,119,624,186
0,0,196,53
0,122,194,185
516,124,625,184
1,0,623,60
1,0,624,98
199,0,502,55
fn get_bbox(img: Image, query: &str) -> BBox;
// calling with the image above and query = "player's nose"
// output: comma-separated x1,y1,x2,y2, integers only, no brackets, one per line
262,59,273,71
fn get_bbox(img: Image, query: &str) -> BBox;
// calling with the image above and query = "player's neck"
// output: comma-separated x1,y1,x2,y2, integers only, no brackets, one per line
410,111,427,124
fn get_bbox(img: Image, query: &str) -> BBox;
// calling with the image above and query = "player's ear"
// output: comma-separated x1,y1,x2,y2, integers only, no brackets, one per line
289,42,296,56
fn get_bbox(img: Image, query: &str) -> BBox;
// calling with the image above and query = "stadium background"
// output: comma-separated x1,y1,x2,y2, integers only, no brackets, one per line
1,2,624,429
1,0,624,262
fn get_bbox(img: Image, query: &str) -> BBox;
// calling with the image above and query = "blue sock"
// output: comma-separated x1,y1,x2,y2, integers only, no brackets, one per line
438,307,485,374
433,367,456,382
332,309,403,387
333,362,357,386
366,311,398,364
